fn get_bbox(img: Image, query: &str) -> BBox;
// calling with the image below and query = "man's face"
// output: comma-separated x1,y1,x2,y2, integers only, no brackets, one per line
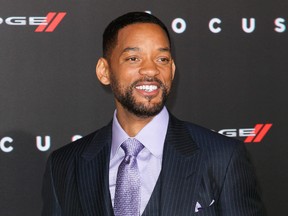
104,23,175,118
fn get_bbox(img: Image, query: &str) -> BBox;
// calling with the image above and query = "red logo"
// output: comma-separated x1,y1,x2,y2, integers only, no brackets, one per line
35,12,66,32
244,124,273,143
217,123,273,143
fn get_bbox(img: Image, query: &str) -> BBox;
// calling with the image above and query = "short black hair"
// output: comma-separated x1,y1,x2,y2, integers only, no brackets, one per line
103,12,171,59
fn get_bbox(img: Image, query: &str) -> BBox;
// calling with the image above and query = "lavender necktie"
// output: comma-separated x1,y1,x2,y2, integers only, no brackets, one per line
114,138,144,216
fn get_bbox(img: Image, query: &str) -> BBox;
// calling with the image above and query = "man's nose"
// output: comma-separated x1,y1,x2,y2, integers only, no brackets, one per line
139,59,160,77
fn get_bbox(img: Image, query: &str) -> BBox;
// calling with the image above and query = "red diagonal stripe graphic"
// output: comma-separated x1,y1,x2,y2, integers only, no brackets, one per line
253,124,272,142
45,12,66,32
35,12,56,32
244,124,263,143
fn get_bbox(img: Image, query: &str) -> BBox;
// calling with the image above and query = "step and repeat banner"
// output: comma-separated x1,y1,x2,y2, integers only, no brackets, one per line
1,0,287,215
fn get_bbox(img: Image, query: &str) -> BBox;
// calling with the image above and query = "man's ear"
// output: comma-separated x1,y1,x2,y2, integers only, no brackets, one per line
96,58,110,85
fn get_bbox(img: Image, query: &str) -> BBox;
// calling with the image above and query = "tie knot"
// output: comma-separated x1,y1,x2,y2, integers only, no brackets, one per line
121,138,144,157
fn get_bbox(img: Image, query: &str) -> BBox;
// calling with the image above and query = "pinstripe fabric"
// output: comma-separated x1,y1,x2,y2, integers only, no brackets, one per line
141,171,162,216
142,115,266,216
42,114,266,216
42,123,114,216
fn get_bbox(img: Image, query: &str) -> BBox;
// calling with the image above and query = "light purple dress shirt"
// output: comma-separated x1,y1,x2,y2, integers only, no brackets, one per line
109,107,169,214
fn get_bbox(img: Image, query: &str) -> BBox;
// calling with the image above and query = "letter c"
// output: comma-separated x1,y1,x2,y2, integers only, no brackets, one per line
209,18,222,33
0,137,14,153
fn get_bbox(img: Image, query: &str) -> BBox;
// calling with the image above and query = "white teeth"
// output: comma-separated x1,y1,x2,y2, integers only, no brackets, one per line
136,85,158,92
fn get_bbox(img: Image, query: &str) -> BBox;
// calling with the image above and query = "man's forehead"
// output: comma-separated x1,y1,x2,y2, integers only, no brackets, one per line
118,23,168,39
116,24,170,46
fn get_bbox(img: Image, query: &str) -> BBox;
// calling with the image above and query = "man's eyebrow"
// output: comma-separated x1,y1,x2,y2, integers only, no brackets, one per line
121,47,171,54
122,47,141,54
158,47,171,52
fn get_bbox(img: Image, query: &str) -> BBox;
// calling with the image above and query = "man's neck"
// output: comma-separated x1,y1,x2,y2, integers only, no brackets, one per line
116,107,155,137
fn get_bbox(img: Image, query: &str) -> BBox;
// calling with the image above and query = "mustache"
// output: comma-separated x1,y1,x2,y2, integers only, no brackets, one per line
131,77,165,88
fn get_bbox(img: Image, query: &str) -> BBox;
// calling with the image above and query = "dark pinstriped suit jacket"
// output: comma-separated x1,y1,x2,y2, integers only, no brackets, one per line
42,114,266,216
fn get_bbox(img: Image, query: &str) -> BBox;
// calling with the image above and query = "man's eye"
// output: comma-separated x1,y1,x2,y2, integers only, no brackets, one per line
158,57,170,63
126,57,138,62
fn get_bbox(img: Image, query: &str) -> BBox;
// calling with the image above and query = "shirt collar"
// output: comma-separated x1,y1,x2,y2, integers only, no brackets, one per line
111,107,169,159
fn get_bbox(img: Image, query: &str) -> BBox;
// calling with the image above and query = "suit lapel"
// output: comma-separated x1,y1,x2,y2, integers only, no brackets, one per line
76,123,114,216
160,115,205,215
75,115,205,215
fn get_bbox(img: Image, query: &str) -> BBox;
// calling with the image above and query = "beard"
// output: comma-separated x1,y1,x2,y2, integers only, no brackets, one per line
110,76,171,118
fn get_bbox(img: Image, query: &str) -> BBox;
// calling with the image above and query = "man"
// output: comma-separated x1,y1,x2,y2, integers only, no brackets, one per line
42,12,266,216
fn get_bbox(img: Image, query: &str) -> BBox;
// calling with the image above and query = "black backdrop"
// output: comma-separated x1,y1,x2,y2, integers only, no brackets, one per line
1,0,287,215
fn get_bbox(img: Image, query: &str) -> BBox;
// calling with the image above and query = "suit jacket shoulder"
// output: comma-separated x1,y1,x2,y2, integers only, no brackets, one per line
183,119,244,158
166,116,266,215
42,122,113,216
50,122,112,166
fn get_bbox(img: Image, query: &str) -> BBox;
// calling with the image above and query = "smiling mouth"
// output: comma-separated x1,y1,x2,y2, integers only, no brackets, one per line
135,85,158,92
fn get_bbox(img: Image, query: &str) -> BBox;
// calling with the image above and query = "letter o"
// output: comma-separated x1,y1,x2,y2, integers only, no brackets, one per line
171,18,186,34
